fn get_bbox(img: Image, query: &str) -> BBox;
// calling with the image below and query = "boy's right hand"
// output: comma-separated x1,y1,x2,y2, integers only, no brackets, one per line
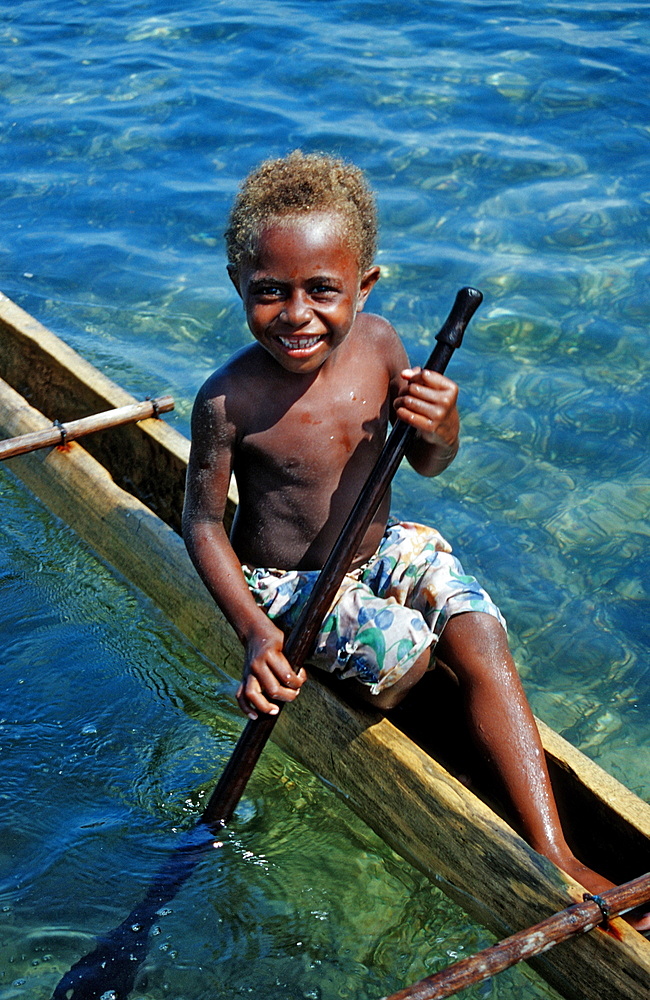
237,621,306,719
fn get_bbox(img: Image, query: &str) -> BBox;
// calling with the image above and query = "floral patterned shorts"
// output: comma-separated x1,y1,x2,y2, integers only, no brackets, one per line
242,520,505,695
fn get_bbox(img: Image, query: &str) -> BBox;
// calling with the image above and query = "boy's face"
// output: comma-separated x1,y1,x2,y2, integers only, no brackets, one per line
230,212,380,375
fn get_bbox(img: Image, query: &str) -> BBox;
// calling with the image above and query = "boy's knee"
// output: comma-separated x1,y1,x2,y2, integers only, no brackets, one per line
437,611,516,680
444,611,506,646
357,646,432,710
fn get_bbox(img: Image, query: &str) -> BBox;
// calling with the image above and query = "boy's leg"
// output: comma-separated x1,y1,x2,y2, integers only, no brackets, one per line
434,611,616,896
355,608,650,926
353,646,433,711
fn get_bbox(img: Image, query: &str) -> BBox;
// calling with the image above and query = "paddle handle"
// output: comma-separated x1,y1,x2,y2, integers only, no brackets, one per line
201,287,483,832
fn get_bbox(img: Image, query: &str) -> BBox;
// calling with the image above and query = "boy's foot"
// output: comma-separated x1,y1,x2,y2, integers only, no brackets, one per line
556,853,650,932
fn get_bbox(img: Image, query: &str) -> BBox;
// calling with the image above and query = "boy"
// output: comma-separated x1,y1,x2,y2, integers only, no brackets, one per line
182,150,620,901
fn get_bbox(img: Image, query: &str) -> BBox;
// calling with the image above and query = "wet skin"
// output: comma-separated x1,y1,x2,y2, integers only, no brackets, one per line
183,211,460,719
183,211,650,917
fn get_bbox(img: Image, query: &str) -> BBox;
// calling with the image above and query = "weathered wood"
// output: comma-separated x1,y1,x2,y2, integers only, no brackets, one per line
0,395,174,459
2,295,650,999
382,873,650,1000
0,291,227,532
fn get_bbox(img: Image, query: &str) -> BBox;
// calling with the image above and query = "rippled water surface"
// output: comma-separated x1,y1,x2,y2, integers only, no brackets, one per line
1,2,649,998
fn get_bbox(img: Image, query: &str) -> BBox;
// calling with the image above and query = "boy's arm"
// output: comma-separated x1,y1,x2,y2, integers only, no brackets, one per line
381,320,460,477
182,382,305,719
396,365,460,477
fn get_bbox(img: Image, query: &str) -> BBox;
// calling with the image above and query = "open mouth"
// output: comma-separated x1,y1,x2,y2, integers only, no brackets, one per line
277,335,324,351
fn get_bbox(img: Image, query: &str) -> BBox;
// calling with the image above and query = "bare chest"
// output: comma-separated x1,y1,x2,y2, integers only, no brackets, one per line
236,376,390,488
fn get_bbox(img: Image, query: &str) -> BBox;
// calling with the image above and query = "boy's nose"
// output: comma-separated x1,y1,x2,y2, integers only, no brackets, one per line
281,292,312,326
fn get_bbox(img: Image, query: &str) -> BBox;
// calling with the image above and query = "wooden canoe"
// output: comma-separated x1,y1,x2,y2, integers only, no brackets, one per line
1,289,650,1000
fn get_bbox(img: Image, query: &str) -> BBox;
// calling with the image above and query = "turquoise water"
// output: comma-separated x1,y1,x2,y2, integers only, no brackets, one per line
1,1,650,997
0,482,549,999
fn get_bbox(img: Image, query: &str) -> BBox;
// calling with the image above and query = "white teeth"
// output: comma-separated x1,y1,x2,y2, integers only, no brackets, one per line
279,335,321,350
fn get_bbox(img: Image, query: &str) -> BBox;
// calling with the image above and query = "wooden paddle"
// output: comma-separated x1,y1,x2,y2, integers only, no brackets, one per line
50,287,482,1000
381,871,650,1000
0,396,174,460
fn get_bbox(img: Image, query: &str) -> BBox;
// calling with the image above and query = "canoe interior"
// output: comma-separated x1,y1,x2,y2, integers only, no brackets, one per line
394,669,650,889
0,295,190,533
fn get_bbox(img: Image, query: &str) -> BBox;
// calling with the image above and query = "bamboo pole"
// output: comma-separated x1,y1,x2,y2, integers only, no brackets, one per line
0,395,174,460
382,872,650,1000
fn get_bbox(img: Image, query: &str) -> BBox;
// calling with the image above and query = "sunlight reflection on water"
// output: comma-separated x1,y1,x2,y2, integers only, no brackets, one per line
1,1,649,997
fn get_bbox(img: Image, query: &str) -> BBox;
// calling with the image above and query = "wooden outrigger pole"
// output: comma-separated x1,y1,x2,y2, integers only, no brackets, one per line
0,395,174,459
383,873,650,999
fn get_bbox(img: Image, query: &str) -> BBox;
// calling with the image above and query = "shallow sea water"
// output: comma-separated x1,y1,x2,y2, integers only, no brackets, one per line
1,1,650,998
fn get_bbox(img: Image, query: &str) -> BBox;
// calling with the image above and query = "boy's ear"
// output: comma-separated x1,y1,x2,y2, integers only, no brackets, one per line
356,265,381,311
227,264,242,298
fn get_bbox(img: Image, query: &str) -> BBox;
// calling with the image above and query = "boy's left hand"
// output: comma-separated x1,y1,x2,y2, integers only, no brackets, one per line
394,367,459,452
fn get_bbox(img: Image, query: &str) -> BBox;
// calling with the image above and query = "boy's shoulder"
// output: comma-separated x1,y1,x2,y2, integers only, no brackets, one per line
197,342,273,399
350,310,409,372
190,343,272,440
354,309,403,344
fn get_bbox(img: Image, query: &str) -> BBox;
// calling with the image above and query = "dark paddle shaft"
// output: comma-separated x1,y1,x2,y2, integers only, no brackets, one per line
200,285,482,830
51,287,482,1000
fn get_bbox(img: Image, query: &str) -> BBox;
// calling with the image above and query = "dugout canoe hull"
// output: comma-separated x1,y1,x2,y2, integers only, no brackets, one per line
1,289,650,1000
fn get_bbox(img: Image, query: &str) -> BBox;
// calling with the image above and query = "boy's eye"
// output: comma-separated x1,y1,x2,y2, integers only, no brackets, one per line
310,283,338,296
254,283,284,299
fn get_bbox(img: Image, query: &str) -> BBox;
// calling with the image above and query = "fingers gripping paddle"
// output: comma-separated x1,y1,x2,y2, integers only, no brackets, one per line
51,287,482,1000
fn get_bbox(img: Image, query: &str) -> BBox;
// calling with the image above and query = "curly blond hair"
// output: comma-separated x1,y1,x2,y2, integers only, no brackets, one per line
225,150,377,273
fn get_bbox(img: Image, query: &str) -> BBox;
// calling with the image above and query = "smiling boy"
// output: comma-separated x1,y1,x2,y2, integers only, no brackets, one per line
183,150,626,900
